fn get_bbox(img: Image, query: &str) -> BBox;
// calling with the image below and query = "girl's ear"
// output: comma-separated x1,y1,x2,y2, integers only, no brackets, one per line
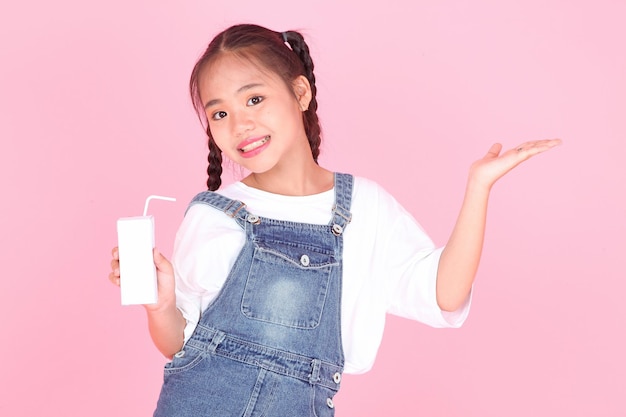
292,75,312,111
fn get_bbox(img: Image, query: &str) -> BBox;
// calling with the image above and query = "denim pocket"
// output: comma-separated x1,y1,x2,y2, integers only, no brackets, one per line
241,243,337,329
163,345,205,376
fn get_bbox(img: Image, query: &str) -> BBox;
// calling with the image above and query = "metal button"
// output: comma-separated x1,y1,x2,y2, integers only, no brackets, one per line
333,372,341,384
326,398,334,409
300,254,310,267
174,350,185,358
247,214,260,224
331,224,343,236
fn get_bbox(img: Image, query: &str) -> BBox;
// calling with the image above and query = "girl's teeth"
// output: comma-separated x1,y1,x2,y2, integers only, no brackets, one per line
240,136,269,152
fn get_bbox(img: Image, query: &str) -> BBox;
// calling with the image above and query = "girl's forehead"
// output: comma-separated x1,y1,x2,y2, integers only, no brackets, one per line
201,53,283,93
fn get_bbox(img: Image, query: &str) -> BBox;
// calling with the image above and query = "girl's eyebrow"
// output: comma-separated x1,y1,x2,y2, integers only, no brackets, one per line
204,83,264,109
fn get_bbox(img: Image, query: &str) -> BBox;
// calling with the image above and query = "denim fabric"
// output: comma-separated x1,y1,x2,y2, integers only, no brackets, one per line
154,173,353,417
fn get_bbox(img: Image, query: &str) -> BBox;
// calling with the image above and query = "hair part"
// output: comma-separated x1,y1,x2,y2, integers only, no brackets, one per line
189,24,322,191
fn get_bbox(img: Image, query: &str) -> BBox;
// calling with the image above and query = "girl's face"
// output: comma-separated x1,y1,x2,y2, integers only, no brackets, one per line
199,53,312,176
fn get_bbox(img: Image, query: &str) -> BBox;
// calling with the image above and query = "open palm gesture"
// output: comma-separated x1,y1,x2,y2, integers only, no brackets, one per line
470,139,562,189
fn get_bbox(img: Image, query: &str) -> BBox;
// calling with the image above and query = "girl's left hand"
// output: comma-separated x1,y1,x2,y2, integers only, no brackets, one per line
469,139,562,189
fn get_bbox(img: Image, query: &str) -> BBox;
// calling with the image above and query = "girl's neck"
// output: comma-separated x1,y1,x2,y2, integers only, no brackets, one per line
242,164,334,196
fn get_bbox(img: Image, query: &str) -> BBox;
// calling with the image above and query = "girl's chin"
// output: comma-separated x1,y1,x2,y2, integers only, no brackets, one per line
235,160,276,176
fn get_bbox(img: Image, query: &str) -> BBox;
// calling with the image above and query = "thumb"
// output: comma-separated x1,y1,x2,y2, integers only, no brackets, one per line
153,248,173,274
485,143,503,158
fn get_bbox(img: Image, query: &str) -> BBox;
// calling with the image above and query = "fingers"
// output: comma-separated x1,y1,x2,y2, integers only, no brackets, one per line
153,248,174,275
110,257,120,271
513,138,562,155
108,263,120,286
109,246,120,286
109,271,121,287
109,258,120,286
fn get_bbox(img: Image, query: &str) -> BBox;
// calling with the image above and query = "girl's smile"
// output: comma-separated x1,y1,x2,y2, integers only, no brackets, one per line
237,135,271,157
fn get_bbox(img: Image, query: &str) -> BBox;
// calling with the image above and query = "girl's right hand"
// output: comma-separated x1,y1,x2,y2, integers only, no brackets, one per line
108,247,176,312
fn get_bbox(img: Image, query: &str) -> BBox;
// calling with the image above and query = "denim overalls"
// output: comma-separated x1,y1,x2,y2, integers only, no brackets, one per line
154,173,353,417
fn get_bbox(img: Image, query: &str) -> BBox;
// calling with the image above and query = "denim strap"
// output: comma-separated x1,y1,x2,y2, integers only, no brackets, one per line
186,191,249,229
329,173,354,236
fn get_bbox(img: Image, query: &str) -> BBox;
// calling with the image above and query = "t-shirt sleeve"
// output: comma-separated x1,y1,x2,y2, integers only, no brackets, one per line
372,184,471,328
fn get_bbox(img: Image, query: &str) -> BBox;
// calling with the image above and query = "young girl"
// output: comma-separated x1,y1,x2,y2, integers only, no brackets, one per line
109,23,560,416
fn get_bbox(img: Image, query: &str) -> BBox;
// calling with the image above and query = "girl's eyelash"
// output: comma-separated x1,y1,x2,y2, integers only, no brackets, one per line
212,111,227,120
248,96,264,106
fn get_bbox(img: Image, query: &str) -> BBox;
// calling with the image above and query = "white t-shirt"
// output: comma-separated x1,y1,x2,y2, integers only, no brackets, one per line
173,176,471,374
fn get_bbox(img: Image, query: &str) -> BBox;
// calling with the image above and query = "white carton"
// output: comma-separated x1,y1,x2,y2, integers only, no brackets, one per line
117,215,158,305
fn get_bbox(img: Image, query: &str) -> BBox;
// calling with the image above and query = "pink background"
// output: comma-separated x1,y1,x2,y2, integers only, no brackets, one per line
1,0,624,415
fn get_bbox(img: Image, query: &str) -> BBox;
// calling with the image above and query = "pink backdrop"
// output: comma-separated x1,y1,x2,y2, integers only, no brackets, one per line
1,1,624,415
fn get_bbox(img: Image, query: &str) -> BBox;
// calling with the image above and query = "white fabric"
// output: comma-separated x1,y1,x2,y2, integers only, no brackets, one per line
173,176,471,374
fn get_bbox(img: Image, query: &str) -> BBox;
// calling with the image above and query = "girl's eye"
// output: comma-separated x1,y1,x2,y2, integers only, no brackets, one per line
247,96,263,106
212,111,227,120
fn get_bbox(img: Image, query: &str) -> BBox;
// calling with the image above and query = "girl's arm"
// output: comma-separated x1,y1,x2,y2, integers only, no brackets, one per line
110,248,186,358
436,139,562,312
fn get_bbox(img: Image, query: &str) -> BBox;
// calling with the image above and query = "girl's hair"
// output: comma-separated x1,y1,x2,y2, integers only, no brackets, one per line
189,24,322,191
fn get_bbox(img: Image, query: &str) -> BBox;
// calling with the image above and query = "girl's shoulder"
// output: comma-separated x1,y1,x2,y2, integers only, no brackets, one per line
351,175,401,208
351,175,385,196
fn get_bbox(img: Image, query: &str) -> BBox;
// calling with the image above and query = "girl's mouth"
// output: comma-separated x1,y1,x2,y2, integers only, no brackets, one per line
238,136,270,153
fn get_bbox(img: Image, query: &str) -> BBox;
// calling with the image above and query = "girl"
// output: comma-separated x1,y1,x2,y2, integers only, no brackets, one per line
109,23,560,416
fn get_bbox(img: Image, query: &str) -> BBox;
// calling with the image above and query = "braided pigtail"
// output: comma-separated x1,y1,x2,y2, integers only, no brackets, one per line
206,136,223,191
281,31,322,163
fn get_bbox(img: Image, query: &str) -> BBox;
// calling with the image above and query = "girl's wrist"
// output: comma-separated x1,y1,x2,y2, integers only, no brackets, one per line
466,174,493,196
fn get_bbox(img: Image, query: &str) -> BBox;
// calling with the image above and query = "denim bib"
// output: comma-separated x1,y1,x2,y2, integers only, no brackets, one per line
154,173,353,417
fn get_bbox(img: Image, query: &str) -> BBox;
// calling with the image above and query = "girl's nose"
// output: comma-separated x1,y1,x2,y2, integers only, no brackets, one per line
231,111,255,137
